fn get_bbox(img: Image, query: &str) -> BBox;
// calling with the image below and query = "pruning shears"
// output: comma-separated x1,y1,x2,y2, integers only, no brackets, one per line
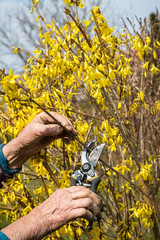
70,140,105,230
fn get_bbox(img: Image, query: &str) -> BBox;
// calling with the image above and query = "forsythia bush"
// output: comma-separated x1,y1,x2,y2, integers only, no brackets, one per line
0,0,160,239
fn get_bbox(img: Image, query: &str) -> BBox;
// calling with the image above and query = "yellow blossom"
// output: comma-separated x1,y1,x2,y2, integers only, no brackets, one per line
150,64,159,74
12,47,19,54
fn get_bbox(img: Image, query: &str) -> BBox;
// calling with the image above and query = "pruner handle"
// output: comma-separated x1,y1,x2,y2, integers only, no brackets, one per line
88,176,101,231
70,175,101,231
90,176,101,193
70,176,101,191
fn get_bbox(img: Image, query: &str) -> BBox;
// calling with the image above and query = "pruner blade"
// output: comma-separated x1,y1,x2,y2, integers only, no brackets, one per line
88,143,105,167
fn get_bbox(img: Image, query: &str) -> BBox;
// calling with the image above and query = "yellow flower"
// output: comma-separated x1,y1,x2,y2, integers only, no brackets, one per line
150,64,159,75
153,50,157,59
136,161,152,181
138,90,144,102
143,61,149,70
156,101,160,111
32,0,40,5
12,47,19,54
83,19,91,28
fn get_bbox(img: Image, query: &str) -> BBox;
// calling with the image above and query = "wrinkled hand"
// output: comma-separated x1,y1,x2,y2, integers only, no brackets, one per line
3,112,77,169
2,186,102,240
34,186,102,237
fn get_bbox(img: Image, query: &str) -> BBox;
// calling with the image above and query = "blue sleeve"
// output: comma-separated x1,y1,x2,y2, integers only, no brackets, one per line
0,144,21,176
0,231,10,240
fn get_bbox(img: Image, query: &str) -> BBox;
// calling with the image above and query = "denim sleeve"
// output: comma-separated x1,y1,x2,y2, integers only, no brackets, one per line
0,231,10,240
0,144,21,185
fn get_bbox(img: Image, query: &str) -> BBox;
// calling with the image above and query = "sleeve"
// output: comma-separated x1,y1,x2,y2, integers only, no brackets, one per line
0,231,10,240
0,144,21,186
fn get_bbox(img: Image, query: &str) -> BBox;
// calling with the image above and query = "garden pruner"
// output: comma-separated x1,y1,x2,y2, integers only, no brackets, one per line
70,140,105,230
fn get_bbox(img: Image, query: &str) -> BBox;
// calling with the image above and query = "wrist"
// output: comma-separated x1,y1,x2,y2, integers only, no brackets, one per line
2,139,26,169
2,208,48,240
0,144,21,175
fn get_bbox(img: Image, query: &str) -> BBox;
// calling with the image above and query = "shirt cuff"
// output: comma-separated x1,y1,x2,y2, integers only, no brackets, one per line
0,231,10,240
0,144,21,176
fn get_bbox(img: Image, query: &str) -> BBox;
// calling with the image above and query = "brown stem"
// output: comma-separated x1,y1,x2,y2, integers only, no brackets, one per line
66,109,104,121
100,159,150,198
40,175,49,198
15,81,88,150
62,139,66,170
0,206,15,210
91,9,109,67
152,212,160,240
15,175,35,208
43,161,60,188
1,181,27,209
102,87,140,169
64,8,92,48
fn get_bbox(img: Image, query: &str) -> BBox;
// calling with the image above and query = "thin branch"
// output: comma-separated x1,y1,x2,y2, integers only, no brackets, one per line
100,159,150,198
64,7,92,48
15,81,88,150
102,87,140,168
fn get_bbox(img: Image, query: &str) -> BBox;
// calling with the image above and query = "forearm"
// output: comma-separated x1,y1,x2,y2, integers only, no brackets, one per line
1,208,47,240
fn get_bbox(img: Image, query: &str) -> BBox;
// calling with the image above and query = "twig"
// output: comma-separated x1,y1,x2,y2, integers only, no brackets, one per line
63,139,66,170
100,159,150,198
127,17,145,45
64,8,92,48
66,109,104,121
0,206,15,210
40,175,49,198
43,161,60,188
19,171,46,178
121,17,132,36
15,81,88,150
102,87,140,169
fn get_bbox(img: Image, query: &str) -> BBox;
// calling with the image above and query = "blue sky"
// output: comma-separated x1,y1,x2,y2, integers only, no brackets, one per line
0,0,159,71
115,0,160,19
0,0,159,19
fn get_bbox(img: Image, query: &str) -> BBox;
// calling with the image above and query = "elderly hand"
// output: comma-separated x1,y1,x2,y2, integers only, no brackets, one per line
35,186,102,232
2,111,77,169
1,186,102,240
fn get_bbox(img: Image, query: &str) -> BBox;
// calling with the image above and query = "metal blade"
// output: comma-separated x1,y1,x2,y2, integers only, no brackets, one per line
81,140,96,165
88,143,105,167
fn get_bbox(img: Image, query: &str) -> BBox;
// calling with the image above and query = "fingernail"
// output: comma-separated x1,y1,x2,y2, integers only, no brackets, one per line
65,124,72,131
56,126,63,133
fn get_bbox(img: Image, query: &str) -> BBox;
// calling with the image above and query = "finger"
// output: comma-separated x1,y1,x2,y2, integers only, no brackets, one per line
69,186,102,207
35,111,68,124
38,124,64,137
39,125,76,145
70,198,101,217
35,112,77,135
69,208,97,222
68,186,88,192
